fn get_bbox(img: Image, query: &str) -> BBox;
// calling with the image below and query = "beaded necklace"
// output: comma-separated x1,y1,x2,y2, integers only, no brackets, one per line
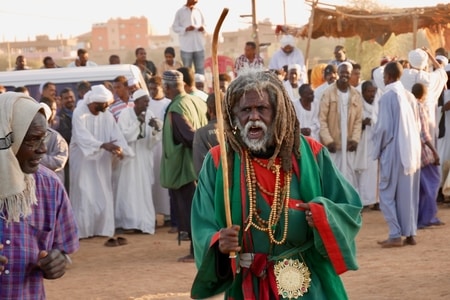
244,151,292,245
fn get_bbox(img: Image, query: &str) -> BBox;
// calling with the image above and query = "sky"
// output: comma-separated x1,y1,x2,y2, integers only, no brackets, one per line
0,0,445,41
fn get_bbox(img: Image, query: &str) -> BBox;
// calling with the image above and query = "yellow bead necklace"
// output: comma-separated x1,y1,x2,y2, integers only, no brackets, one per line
244,151,292,245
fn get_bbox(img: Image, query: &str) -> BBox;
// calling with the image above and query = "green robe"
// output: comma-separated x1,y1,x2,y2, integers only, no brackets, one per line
160,92,207,189
191,136,362,299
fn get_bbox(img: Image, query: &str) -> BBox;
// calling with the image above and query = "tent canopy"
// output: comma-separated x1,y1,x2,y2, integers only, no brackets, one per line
276,2,450,46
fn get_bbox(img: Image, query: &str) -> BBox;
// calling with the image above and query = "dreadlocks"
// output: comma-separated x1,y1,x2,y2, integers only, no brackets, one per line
223,69,300,176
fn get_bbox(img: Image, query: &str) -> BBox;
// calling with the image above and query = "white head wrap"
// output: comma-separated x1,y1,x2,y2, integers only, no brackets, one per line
127,78,139,87
40,102,52,122
0,92,42,223
132,89,149,101
194,73,205,83
288,64,301,76
288,64,301,71
84,84,113,105
338,61,353,72
280,34,295,48
408,49,428,70
436,55,449,66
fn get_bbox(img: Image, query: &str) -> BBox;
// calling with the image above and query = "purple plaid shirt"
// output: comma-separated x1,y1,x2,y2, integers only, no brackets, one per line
0,165,79,300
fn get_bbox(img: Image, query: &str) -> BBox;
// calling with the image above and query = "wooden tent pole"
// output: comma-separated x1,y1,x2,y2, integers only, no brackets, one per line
412,15,418,49
305,0,318,74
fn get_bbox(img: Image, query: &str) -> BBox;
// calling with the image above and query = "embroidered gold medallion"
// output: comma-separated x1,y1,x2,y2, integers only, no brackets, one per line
274,258,311,299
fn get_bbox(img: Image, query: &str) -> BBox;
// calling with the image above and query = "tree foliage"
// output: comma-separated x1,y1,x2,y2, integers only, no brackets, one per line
344,0,385,11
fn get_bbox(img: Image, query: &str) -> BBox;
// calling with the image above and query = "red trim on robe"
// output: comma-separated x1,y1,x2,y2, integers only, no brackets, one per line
210,145,221,168
304,136,323,157
309,203,348,274
209,231,220,247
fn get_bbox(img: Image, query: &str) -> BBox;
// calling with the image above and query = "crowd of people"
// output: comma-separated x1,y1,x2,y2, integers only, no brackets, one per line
1,0,450,298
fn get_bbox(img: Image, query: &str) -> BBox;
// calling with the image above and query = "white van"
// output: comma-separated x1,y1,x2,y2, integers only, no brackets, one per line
0,64,147,100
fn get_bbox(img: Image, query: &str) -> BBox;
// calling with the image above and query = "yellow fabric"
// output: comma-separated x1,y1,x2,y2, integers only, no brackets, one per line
311,63,327,89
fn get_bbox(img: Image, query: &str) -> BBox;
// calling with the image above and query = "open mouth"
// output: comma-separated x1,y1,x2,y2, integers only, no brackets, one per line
248,125,264,139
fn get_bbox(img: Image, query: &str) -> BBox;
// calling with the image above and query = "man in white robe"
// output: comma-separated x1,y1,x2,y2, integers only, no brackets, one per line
372,62,421,247
70,85,133,239
283,64,305,103
148,75,172,222
354,81,379,207
268,34,307,83
400,48,447,142
115,89,162,234
293,83,320,140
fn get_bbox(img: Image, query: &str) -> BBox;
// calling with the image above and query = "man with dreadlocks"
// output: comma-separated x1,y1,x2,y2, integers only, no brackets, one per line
190,69,362,299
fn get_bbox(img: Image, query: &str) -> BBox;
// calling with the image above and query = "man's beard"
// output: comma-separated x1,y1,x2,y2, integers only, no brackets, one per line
234,117,273,153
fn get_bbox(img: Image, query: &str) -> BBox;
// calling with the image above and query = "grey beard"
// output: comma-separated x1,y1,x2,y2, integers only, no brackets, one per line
234,117,273,152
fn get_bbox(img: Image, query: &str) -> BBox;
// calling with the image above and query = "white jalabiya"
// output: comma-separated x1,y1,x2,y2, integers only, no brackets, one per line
283,80,302,103
115,107,161,234
438,89,450,196
149,97,171,216
70,101,133,238
354,100,379,206
268,48,308,82
400,67,447,142
388,81,421,175
292,100,320,141
329,90,358,187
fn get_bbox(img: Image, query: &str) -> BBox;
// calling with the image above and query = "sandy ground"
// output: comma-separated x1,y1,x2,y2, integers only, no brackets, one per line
45,203,450,300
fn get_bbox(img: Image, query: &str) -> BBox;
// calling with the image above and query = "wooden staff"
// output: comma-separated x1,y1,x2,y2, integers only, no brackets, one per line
212,8,235,259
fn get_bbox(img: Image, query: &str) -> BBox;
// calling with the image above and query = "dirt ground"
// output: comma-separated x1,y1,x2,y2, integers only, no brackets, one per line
45,203,450,300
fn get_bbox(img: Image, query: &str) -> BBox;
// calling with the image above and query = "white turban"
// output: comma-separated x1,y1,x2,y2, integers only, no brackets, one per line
408,49,428,70
280,34,295,48
288,64,301,77
436,55,449,66
194,73,205,83
0,92,42,222
84,84,113,105
338,61,353,72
